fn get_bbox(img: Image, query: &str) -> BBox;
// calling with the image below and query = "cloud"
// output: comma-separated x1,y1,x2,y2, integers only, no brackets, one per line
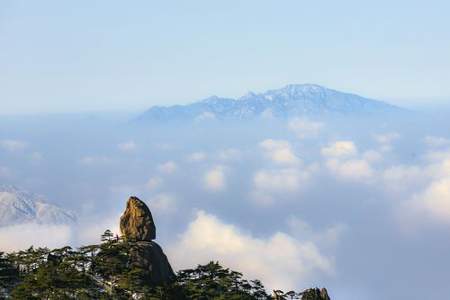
374,132,400,145
321,141,357,158
187,152,207,162
118,141,137,152
0,139,27,152
286,216,346,250
158,161,177,174
146,177,163,190
168,211,333,291
253,168,306,193
424,149,450,162
218,148,241,161
76,215,121,245
374,132,400,152
204,166,226,191
0,223,72,252
260,139,300,165
362,150,382,163
382,165,423,190
411,177,450,224
400,158,450,224
326,159,373,181
148,193,177,214
252,168,312,205
424,136,450,148
288,118,324,139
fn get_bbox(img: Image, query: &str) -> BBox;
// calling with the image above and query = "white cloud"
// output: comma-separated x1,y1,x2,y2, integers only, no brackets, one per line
218,148,241,161
411,177,450,223
326,159,373,181
76,215,121,245
362,150,382,163
288,118,324,139
146,177,163,190
382,165,423,189
148,193,177,213
424,136,450,148
204,166,226,191
321,141,357,158
286,216,346,250
158,161,177,174
187,152,207,162
424,149,450,162
374,132,400,153
168,211,333,291
118,141,137,152
252,168,311,205
0,223,72,252
253,168,306,193
260,139,300,165
0,139,27,152
374,132,400,145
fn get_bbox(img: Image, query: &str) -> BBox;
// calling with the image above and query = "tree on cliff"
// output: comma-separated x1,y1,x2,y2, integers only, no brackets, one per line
1,196,331,300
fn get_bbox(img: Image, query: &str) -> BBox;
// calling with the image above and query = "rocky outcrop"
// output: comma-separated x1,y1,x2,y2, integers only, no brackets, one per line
120,196,156,241
300,288,330,300
120,196,175,285
129,241,175,286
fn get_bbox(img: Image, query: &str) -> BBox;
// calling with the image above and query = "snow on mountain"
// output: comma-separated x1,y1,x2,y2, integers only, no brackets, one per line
139,84,402,122
0,185,76,226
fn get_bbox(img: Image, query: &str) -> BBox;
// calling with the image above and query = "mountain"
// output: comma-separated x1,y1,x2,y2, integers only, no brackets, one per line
0,185,76,226
139,84,402,122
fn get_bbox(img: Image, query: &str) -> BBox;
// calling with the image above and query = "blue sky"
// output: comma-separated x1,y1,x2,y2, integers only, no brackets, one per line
1,0,449,114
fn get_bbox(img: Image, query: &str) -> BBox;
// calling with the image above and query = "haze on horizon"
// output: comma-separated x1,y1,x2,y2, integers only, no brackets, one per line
2,2,450,300
1,0,450,114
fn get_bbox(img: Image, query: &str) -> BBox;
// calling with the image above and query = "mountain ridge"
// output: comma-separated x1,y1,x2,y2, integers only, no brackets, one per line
138,84,403,122
0,185,76,226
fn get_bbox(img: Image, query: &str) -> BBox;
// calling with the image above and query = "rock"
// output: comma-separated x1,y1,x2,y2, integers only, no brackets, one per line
120,196,156,241
119,196,175,285
301,288,330,300
130,241,176,285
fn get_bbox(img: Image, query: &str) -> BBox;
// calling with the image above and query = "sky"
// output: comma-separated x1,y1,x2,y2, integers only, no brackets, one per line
1,0,450,114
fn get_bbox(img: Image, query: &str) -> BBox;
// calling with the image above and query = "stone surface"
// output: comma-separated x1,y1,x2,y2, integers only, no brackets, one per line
130,241,176,285
301,288,331,300
120,196,156,241
119,196,175,285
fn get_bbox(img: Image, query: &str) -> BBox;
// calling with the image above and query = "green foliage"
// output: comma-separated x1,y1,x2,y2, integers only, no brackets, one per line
1,229,325,300
174,261,269,299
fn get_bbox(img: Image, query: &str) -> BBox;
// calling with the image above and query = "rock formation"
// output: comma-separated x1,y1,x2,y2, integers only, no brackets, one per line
120,196,175,285
300,288,330,300
120,196,156,241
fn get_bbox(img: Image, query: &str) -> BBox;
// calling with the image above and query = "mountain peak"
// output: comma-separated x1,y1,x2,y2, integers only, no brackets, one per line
0,185,76,226
139,84,402,122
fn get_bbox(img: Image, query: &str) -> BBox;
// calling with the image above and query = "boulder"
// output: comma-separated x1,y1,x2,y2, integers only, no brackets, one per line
119,196,175,285
120,196,156,241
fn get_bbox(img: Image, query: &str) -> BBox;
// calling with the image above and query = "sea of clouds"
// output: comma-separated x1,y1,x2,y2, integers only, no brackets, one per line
1,112,450,299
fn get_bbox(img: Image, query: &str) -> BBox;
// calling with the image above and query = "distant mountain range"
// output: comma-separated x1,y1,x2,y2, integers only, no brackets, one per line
139,84,402,122
0,185,76,226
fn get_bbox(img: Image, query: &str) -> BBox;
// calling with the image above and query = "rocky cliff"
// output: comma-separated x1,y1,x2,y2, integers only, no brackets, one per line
119,196,175,286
